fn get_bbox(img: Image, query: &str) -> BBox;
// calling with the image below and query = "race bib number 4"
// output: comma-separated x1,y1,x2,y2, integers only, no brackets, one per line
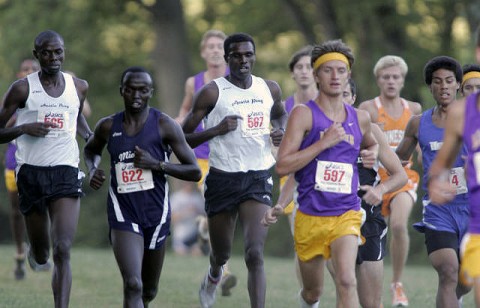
315,161,353,194
450,167,468,195
239,109,269,137
115,162,154,193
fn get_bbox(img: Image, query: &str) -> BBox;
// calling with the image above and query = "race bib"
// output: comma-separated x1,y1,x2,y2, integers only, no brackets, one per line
239,109,269,137
449,167,468,195
38,111,70,137
315,161,353,194
115,162,154,193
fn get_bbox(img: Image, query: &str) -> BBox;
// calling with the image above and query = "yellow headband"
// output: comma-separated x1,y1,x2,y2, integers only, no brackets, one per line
313,52,350,71
462,71,480,86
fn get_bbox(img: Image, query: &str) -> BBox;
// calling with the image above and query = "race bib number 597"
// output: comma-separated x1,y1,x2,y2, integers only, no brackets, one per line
314,161,353,194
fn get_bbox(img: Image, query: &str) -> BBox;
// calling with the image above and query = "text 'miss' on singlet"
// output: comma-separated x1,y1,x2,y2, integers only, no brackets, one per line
206,76,275,172
419,108,468,206
374,97,418,180
464,92,480,233
107,108,171,228
15,72,79,169
295,101,362,216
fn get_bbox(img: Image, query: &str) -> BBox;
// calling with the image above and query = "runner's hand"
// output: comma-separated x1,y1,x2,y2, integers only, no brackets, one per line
261,204,284,226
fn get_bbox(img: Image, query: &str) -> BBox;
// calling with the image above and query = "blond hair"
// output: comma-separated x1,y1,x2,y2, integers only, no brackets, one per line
200,29,227,50
373,55,408,78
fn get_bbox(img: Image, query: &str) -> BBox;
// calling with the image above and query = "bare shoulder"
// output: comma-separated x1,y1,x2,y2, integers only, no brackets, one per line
195,80,219,102
406,100,422,115
265,79,280,89
71,75,89,96
96,115,114,129
357,99,377,121
4,78,30,106
184,75,195,90
407,114,422,129
355,107,372,124
264,79,282,97
357,99,375,110
448,98,466,119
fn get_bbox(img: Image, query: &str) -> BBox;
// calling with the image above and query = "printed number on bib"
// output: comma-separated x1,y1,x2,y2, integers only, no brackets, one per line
115,162,154,193
239,109,269,137
315,161,353,194
38,111,70,137
450,167,468,195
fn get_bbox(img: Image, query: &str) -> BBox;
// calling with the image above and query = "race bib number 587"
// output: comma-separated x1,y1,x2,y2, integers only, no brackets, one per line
315,161,353,194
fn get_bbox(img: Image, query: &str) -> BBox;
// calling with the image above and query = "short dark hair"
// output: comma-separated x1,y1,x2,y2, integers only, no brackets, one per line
223,33,256,58
288,46,313,72
462,63,480,75
120,66,150,86
311,39,354,70
423,56,462,85
34,30,63,50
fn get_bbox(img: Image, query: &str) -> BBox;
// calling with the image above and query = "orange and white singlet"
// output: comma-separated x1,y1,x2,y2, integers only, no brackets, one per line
374,97,419,216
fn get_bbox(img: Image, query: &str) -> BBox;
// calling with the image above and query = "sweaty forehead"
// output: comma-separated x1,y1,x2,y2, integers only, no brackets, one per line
228,41,254,53
36,36,64,50
123,72,152,86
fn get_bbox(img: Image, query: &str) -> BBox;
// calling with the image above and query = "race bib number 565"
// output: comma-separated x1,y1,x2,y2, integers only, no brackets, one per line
315,161,353,194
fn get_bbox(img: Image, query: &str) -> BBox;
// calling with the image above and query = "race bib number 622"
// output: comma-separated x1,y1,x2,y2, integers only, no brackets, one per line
115,162,154,193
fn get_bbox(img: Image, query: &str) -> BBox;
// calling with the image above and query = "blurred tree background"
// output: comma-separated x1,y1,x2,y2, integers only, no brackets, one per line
0,0,478,260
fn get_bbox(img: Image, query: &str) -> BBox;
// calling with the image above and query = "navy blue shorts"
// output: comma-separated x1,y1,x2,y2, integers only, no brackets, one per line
204,168,273,217
17,164,84,215
357,203,387,264
109,220,171,250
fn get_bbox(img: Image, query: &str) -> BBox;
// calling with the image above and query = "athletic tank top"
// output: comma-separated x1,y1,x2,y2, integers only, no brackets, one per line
295,101,362,216
192,69,230,159
284,96,295,114
16,72,80,168
206,76,275,172
192,71,210,159
107,108,171,227
419,108,468,206
463,92,480,233
374,97,418,182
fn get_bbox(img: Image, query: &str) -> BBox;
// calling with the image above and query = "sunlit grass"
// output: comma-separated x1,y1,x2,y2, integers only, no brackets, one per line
0,245,475,307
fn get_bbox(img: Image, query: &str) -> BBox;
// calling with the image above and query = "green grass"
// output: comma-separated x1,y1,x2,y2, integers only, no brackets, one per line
0,244,475,307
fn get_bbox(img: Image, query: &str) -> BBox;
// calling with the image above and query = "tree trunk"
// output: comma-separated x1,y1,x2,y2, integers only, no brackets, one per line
145,0,192,117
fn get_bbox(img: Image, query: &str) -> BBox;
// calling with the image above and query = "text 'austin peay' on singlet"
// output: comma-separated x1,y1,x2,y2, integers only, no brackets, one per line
107,108,171,232
295,101,362,216
205,76,275,172
15,71,80,169
464,92,480,234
